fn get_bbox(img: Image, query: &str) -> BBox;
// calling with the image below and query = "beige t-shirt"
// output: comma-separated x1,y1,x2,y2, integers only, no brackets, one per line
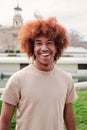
1,64,77,130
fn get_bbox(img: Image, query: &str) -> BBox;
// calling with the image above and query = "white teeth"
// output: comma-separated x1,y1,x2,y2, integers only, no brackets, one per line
41,53,50,56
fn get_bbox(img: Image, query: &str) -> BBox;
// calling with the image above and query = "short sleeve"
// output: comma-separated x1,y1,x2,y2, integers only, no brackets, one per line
65,76,78,104
1,74,21,106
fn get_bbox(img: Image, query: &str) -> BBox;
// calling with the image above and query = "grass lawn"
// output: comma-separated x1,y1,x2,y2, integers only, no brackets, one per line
73,90,87,130
0,90,87,130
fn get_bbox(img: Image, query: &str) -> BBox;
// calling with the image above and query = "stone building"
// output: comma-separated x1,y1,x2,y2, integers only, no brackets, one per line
0,4,23,52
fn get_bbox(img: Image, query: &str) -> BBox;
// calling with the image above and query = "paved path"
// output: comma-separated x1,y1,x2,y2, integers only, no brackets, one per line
74,81,87,90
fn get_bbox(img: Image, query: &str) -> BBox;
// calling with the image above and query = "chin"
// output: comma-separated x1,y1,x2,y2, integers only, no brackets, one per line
42,63,49,66
41,60,53,66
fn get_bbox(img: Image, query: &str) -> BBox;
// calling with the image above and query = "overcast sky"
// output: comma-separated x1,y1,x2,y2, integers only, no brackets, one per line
0,0,87,41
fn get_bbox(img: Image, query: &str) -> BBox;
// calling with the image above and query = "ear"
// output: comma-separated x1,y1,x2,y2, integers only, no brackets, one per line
55,49,57,54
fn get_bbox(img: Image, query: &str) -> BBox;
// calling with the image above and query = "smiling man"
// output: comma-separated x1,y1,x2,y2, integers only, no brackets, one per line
0,17,78,130
34,37,56,71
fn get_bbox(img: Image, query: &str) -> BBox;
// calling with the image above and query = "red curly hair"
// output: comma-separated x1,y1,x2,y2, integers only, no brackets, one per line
18,17,69,61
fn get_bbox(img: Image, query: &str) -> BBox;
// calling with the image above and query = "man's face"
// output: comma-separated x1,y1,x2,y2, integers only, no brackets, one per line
34,36,56,70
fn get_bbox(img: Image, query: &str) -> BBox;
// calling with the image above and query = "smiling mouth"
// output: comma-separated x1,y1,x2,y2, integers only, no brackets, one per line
40,53,50,57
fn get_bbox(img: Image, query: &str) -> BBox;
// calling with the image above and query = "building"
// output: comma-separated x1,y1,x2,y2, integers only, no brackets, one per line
0,4,23,52
0,47,87,82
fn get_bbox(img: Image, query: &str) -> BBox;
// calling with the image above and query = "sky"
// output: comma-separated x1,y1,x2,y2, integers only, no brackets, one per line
0,0,87,41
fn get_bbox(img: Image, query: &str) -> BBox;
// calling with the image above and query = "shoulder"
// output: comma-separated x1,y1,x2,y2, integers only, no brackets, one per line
55,66,72,80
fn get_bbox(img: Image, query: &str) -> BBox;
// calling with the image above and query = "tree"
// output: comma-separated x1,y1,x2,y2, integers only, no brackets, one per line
68,29,83,47
34,10,43,19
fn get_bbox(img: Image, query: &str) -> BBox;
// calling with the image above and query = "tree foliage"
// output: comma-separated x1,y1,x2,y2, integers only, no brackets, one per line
69,29,83,47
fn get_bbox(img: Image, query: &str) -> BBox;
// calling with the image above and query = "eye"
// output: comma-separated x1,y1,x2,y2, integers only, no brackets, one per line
35,41,42,46
47,40,55,45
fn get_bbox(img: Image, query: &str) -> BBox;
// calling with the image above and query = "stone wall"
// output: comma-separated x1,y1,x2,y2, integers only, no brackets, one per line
0,26,20,52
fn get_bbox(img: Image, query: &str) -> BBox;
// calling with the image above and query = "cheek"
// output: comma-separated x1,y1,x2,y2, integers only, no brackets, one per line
34,46,37,52
53,47,57,55
34,46,39,55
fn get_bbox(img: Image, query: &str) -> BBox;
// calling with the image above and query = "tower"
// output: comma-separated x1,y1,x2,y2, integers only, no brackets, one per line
13,4,23,27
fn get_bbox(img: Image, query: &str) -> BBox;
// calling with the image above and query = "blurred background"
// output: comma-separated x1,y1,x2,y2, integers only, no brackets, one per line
0,0,87,88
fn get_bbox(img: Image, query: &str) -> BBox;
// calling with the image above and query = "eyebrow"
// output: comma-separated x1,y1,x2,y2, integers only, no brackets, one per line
47,39,54,42
35,39,54,42
35,40,41,42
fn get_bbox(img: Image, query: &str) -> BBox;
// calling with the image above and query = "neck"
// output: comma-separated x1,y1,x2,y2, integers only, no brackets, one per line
33,61,54,71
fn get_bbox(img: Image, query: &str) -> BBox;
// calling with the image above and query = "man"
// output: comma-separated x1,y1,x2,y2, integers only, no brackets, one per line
0,17,77,130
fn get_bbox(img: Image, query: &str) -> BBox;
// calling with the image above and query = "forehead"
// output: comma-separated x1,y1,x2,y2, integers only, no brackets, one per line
35,36,53,41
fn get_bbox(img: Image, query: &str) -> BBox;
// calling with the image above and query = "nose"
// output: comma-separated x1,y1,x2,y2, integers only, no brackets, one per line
41,44,48,51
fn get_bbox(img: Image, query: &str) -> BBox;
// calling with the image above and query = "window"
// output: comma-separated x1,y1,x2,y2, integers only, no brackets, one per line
78,64,87,70
20,63,29,69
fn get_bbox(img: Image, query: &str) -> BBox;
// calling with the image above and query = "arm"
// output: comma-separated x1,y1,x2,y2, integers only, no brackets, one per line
64,103,76,130
0,102,16,130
